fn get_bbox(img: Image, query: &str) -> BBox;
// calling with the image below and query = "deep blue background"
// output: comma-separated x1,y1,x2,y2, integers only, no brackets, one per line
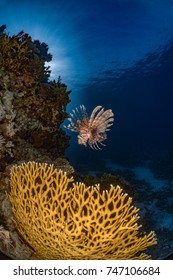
66,41,173,174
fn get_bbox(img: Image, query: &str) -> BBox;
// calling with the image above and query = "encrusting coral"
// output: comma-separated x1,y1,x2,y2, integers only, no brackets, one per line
8,161,157,260
0,225,12,249
0,25,71,170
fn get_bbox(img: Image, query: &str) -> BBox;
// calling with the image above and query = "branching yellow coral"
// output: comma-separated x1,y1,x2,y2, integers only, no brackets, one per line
8,162,157,259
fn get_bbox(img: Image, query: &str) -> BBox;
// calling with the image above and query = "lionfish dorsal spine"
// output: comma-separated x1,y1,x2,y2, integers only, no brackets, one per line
89,106,104,126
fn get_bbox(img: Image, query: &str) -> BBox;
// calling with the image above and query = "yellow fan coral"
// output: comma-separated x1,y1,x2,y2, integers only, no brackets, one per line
8,162,157,259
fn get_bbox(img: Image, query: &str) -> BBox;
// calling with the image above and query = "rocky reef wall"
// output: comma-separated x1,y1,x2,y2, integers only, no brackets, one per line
0,25,74,258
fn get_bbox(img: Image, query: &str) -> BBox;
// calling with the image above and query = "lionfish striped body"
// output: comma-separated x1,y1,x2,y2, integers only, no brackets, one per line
64,105,114,149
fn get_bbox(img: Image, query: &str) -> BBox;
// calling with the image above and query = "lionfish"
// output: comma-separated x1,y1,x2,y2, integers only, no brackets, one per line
64,105,114,150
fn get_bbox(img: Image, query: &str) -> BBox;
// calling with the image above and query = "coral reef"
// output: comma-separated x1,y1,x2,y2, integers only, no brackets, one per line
0,25,73,259
0,25,71,170
8,161,157,260
0,25,158,260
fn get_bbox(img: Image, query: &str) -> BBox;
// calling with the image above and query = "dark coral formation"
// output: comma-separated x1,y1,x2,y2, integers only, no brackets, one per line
0,25,71,170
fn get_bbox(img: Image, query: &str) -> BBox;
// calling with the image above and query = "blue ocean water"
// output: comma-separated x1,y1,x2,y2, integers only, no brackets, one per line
65,40,173,177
